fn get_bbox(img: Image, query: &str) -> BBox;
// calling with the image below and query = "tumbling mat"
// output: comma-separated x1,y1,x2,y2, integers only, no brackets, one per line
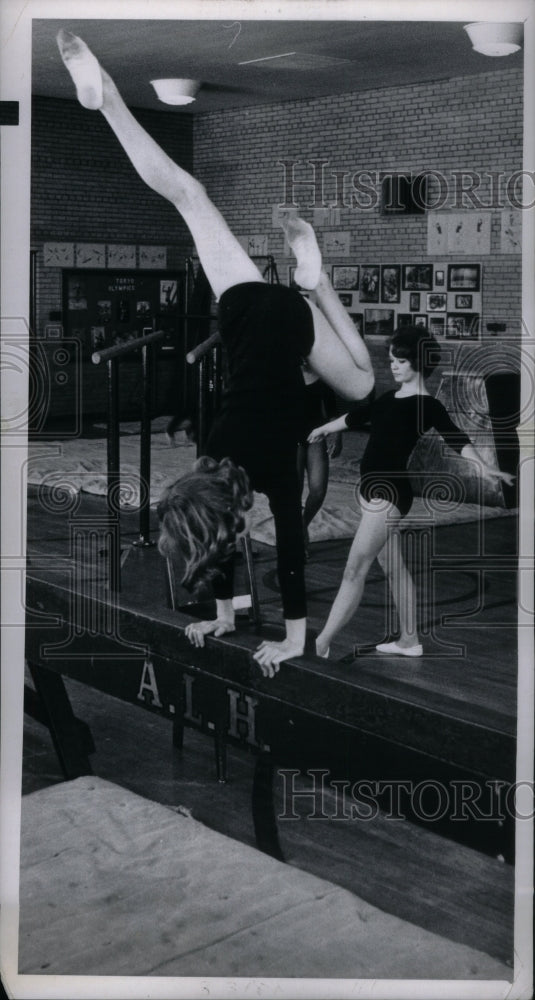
18,776,512,981
27,433,512,547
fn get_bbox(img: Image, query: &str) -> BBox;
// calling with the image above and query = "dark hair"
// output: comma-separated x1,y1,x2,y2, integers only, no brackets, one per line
389,326,441,378
157,456,253,594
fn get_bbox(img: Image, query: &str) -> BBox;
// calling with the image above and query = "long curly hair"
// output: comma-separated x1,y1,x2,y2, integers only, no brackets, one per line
157,456,253,594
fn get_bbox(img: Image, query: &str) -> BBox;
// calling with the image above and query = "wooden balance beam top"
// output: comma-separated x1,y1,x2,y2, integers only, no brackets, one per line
25,567,516,788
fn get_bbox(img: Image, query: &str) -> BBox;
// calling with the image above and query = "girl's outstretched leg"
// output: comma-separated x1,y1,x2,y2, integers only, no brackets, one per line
56,31,262,299
306,295,375,402
283,215,374,400
312,269,373,383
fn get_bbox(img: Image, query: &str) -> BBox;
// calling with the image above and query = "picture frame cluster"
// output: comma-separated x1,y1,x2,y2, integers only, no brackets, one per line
294,262,482,340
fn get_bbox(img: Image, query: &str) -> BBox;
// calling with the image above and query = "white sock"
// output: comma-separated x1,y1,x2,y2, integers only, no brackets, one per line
57,30,103,110
282,217,322,290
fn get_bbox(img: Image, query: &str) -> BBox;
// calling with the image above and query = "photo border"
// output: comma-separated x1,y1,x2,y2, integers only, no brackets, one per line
1,4,534,1000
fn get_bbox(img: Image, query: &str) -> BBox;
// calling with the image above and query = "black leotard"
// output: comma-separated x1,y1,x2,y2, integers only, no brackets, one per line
346,391,471,517
206,282,315,620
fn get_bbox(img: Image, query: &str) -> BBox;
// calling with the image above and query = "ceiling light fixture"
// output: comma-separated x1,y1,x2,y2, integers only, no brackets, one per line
463,22,523,57
150,78,201,105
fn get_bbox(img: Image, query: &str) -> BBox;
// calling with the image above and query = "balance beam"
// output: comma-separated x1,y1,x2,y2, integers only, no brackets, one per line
25,568,516,859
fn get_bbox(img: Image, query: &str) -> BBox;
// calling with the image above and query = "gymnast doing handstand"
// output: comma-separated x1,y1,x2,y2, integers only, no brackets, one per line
309,326,514,659
56,30,374,676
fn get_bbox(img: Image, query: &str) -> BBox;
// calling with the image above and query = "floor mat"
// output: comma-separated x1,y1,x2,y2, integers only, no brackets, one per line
27,434,513,546
18,776,512,981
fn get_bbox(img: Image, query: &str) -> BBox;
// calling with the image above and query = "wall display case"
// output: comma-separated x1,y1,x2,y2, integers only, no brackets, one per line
55,269,184,419
62,269,182,358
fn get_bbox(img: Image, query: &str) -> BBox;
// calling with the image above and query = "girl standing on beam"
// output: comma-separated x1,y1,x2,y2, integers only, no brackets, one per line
308,326,514,659
57,30,374,676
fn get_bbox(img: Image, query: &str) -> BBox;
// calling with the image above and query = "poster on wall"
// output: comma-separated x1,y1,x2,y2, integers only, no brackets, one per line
428,212,492,254
427,214,449,254
447,212,491,254
323,231,351,256
501,208,522,253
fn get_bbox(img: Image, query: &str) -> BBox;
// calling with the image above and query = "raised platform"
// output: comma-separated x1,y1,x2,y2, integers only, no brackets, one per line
24,487,518,861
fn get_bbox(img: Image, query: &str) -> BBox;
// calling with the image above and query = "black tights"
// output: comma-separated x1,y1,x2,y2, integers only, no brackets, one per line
212,465,306,620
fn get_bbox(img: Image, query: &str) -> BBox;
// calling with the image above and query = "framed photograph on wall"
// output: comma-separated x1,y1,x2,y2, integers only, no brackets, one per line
332,265,359,290
359,265,380,302
435,269,445,287
160,279,178,310
414,315,428,329
90,326,106,352
396,313,413,327
455,293,473,309
364,308,395,337
427,293,447,312
409,292,420,311
402,264,434,291
447,264,481,291
67,276,88,311
338,293,353,307
97,300,112,323
446,313,480,339
428,316,446,337
380,265,401,303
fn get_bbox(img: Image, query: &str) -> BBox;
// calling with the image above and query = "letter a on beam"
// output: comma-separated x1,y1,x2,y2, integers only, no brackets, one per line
137,658,163,708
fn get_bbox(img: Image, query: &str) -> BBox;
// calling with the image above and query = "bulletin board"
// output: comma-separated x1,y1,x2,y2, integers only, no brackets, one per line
62,269,183,357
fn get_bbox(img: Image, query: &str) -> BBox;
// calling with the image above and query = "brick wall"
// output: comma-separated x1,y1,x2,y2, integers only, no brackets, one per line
193,67,524,367
31,96,194,335
31,70,524,414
